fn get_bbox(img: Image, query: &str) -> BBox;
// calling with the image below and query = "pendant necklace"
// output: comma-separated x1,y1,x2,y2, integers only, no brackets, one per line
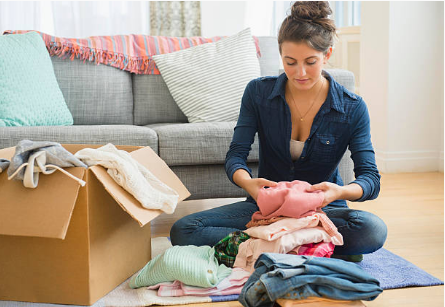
289,76,325,121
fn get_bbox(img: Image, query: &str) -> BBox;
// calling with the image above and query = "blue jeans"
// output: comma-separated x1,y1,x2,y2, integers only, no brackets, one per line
238,253,382,306
170,200,387,255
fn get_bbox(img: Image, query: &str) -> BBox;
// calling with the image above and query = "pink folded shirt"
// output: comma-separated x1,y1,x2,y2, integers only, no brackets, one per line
243,214,343,245
251,180,325,221
146,268,251,297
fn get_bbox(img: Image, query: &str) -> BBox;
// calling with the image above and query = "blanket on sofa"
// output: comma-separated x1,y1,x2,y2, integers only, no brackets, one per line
3,30,261,75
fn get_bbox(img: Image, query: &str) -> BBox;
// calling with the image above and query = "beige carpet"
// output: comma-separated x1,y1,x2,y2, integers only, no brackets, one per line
151,236,173,258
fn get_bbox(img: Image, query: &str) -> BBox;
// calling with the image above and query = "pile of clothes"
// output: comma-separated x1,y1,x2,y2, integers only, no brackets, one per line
131,181,382,306
239,253,382,307
215,181,343,273
130,245,251,297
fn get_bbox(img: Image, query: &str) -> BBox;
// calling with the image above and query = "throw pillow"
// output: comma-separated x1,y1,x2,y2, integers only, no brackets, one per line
0,31,73,126
152,28,261,123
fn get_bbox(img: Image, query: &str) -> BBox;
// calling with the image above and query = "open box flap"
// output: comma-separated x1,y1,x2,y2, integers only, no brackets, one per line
90,146,191,226
0,165,85,239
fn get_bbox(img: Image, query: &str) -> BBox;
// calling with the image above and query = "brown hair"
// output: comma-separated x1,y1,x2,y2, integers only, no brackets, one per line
278,1,337,54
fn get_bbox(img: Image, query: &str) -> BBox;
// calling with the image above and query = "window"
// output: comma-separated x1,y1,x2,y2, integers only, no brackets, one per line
332,1,361,27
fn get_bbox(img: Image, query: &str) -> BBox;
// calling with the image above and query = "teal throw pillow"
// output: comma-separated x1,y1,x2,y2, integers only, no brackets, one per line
0,31,73,126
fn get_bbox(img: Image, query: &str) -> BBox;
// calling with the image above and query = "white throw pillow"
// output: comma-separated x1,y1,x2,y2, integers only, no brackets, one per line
152,28,261,123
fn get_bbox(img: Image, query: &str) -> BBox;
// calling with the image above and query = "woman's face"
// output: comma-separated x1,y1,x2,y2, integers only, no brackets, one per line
281,41,332,91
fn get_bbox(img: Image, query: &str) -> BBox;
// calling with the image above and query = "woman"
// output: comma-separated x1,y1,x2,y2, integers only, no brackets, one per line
170,1,387,261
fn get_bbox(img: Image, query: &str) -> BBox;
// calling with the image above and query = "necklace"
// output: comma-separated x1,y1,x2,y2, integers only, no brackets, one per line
289,76,325,122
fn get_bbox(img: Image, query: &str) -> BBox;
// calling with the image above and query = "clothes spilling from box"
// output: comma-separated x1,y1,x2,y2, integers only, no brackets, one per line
0,143,190,306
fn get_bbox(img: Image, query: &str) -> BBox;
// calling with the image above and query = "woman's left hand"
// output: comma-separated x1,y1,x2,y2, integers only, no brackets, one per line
306,182,344,207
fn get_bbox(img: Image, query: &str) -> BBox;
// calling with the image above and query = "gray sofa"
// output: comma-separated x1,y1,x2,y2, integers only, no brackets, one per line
0,36,355,200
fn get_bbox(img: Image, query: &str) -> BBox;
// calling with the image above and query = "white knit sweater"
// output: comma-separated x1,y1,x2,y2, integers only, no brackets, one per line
75,144,179,214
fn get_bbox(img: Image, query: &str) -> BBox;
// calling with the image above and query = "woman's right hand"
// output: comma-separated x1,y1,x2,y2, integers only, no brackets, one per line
242,178,278,201
232,169,278,201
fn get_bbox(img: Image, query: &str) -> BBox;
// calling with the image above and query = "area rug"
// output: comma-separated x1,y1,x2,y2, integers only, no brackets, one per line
1,238,442,307
358,247,443,290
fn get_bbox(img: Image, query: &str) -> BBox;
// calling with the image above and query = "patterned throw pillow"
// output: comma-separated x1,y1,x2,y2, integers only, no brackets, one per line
0,32,73,126
152,28,261,123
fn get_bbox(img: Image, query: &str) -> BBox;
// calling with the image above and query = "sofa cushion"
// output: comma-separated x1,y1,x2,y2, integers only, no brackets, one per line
51,57,133,125
0,32,73,127
0,125,158,152
147,122,259,166
170,164,258,200
133,74,188,126
152,28,261,123
325,69,355,92
132,36,281,126
257,36,280,77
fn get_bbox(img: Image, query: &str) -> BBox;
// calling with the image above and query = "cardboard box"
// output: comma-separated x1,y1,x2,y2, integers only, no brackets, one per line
0,144,190,305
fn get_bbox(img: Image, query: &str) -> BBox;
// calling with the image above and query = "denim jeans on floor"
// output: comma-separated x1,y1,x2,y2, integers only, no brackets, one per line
238,253,383,307
170,199,387,255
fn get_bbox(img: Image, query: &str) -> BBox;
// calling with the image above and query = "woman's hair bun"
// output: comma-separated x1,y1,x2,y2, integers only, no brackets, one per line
278,1,336,53
291,1,332,21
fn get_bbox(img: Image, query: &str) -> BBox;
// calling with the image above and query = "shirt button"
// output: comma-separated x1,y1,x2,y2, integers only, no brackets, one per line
326,140,330,144
301,156,305,159
207,269,213,274
307,138,311,141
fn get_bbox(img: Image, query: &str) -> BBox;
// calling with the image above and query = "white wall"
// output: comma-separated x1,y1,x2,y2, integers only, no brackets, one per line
201,1,289,37
360,1,390,163
361,1,444,173
200,1,247,37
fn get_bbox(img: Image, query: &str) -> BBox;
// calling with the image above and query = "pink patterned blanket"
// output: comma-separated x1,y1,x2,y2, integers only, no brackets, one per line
3,30,261,75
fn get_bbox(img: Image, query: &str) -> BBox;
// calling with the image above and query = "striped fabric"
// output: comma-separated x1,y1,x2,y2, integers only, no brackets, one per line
129,245,232,289
147,268,251,297
3,30,261,75
152,28,261,123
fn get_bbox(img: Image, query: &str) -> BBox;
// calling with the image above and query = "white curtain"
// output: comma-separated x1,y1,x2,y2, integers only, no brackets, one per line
0,1,294,38
244,1,291,37
0,1,150,37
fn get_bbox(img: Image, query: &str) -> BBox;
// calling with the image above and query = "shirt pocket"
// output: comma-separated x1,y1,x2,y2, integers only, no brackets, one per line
311,134,337,164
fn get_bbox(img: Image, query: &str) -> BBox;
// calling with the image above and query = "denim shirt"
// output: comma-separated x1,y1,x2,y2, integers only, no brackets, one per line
225,71,380,208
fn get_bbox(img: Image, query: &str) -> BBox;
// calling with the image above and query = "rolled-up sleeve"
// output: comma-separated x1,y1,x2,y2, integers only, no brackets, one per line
348,98,381,201
225,79,259,186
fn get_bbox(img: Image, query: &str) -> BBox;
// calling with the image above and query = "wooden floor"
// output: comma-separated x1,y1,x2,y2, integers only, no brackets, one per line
151,172,444,307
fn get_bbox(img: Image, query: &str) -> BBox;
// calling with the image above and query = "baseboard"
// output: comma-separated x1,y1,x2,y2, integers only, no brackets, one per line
375,149,443,173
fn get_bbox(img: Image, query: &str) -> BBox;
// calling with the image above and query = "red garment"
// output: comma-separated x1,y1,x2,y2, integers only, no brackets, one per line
288,242,335,258
251,180,324,221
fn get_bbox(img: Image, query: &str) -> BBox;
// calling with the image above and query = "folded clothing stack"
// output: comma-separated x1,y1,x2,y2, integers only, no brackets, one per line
146,267,250,297
239,253,382,307
233,213,343,272
130,245,232,289
229,180,343,273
